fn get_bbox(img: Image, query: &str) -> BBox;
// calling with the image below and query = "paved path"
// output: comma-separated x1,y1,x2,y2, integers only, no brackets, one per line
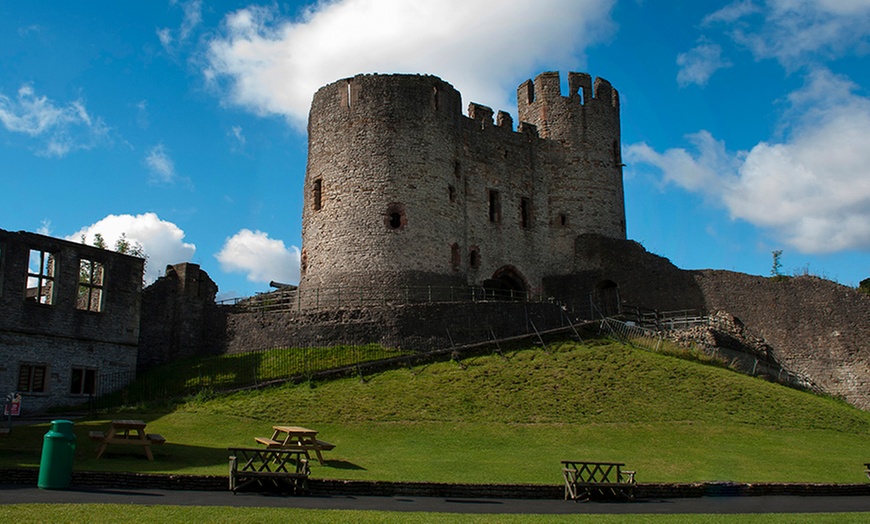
2,485,870,514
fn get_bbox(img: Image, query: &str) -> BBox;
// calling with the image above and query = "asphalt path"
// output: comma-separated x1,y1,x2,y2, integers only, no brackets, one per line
2,485,870,514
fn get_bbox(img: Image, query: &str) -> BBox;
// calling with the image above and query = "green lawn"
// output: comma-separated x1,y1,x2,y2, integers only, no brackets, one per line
4,339,870,484
0,505,868,523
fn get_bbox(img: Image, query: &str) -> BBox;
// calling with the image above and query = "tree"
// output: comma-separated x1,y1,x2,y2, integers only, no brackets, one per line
770,250,784,279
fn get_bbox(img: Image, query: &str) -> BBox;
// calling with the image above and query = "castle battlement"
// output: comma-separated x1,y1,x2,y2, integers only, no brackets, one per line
519,71,619,109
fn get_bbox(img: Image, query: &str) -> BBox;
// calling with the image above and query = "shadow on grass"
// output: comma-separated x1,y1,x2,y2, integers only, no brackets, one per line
322,459,365,471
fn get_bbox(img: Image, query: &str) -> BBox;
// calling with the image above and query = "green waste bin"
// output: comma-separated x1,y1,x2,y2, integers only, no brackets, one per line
37,419,77,490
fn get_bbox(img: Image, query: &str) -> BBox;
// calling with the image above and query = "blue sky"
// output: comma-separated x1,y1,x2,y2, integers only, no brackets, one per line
1,0,868,300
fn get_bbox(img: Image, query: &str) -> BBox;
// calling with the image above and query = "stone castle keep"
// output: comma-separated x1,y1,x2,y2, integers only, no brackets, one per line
299,72,625,298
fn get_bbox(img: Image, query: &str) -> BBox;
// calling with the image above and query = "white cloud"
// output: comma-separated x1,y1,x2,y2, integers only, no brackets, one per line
702,0,762,25
705,0,870,66
68,213,196,283
0,84,109,156
230,125,245,146
626,68,870,254
203,0,616,127
158,0,203,52
676,42,732,86
145,143,177,183
157,27,173,48
216,229,300,284
37,219,52,236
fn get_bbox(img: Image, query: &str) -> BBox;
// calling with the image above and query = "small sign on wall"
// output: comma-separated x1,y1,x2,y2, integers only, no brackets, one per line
4,393,21,416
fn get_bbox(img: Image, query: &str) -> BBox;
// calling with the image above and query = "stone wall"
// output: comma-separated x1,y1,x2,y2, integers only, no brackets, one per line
691,270,870,409
3,468,869,498
138,263,223,371
220,301,568,354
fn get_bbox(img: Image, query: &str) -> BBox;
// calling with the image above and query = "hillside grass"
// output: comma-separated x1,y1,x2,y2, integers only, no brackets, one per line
4,339,870,484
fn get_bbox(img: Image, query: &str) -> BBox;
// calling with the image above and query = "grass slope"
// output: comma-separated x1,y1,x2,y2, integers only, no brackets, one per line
170,339,870,483
4,339,869,484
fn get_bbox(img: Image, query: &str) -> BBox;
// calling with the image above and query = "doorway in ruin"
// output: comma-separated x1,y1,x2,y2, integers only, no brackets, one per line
594,280,621,317
482,266,528,300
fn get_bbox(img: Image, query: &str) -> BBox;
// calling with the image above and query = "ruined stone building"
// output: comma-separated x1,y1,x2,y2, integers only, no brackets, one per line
0,229,144,412
299,71,625,301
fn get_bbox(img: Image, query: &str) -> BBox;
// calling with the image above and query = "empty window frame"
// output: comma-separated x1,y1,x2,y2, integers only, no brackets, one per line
520,197,531,229
26,249,56,305
469,246,481,269
18,363,47,393
70,367,96,395
77,258,104,312
450,243,460,270
448,184,457,203
488,189,501,223
385,202,407,230
312,179,323,211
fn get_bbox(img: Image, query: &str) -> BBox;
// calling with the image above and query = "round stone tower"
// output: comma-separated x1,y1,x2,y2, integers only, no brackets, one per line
300,74,467,292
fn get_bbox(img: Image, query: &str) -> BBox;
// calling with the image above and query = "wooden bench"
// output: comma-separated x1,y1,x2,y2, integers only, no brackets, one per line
228,447,310,494
562,460,636,501
254,436,335,457
147,433,166,445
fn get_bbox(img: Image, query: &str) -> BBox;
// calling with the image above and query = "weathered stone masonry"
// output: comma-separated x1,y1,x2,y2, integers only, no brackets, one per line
300,72,625,299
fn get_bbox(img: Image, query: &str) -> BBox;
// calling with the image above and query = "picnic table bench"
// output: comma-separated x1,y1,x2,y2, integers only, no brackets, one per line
90,420,165,461
255,425,335,465
228,447,310,494
562,460,636,501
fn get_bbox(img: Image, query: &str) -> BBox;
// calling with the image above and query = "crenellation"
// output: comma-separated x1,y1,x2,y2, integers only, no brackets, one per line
468,103,494,127
593,77,617,108
568,72,592,104
496,110,513,130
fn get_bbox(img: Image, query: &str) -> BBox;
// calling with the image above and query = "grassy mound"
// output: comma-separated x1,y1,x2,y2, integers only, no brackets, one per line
5,339,869,484
166,339,870,483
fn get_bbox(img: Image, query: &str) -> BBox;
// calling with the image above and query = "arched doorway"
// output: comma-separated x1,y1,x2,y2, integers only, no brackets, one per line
483,266,528,301
594,280,620,317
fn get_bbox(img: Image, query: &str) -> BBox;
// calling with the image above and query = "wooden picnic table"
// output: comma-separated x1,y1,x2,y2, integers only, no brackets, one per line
561,460,636,501
254,425,335,465
90,419,165,461
228,447,310,494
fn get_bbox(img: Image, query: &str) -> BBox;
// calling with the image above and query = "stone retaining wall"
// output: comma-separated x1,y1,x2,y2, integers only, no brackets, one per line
2,469,868,499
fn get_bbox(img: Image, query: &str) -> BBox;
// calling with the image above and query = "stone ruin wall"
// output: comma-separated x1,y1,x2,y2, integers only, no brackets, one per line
690,270,870,410
138,263,224,371
300,72,624,298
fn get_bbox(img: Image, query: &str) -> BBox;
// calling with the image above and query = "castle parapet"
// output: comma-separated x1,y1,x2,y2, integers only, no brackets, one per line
468,102,494,128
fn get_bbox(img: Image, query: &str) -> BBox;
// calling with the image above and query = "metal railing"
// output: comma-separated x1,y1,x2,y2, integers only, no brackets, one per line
222,285,544,313
598,317,823,394
620,305,709,331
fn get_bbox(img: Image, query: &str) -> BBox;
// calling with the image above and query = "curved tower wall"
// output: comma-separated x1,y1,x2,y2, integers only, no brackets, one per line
517,71,625,272
300,71,625,298
302,74,466,291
